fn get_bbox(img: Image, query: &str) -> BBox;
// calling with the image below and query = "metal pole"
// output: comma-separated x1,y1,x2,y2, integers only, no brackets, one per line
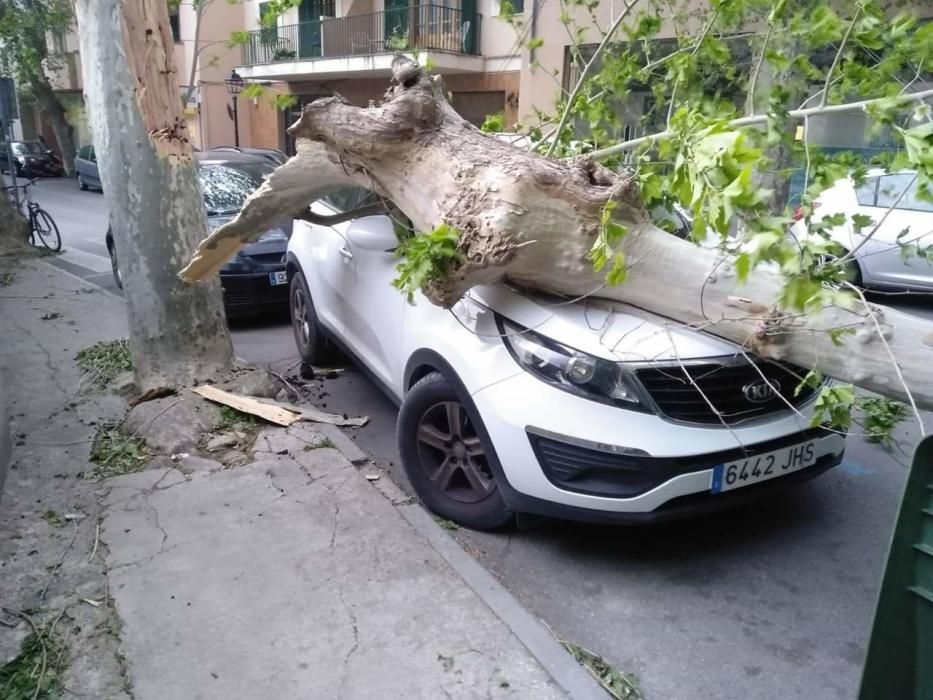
233,96,239,147
4,119,18,212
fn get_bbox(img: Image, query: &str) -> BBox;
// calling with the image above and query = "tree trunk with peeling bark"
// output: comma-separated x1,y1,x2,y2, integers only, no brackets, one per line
181,58,933,411
75,0,233,392
0,189,31,256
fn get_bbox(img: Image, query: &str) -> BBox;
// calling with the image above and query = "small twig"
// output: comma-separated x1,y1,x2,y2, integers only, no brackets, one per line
821,5,862,108
40,519,80,602
88,521,100,563
546,0,639,156
269,369,301,401
745,22,774,116
128,398,181,439
667,9,720,128
834,173,919,267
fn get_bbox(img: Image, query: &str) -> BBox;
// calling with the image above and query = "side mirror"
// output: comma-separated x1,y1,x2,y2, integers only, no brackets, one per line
346,215,398,252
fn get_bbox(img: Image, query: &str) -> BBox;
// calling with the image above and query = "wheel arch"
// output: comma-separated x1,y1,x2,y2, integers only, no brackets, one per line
402,348,522,510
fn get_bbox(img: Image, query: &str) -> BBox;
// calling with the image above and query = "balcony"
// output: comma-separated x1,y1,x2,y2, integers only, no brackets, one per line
238,5,483,80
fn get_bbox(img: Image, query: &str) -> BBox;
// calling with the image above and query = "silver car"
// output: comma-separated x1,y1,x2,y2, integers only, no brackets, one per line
794,170,933,292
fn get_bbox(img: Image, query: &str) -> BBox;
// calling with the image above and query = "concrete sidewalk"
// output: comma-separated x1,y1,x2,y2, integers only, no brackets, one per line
102,423,571,698
0,259,601,699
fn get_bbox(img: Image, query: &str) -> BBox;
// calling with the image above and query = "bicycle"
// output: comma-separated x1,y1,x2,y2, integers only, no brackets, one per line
3,178,61,252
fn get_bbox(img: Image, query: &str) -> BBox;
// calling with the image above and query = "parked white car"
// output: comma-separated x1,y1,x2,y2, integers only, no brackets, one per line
287,188,846,529
794,169,933,292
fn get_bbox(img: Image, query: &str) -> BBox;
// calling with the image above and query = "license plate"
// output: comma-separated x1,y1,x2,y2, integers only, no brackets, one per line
710,440,817,494
269,271,288,286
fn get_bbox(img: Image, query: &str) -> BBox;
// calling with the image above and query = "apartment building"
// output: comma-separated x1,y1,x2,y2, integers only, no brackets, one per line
236,0,524,152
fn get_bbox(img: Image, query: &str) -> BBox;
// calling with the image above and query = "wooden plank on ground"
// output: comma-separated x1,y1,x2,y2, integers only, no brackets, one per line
253,397,370,428
193,385,300,427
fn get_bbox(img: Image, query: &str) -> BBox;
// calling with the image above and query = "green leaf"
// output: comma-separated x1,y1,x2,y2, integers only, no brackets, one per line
734,253,750,282
606,252,627,285
526,37,544,50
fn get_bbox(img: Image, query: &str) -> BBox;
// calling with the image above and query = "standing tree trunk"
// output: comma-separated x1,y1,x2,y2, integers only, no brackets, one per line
181,60,933,410
0,188,31,256
74,0,234,392
30,77,77,176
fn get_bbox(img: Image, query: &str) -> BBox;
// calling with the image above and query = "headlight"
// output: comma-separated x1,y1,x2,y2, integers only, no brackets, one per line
497,317,649,411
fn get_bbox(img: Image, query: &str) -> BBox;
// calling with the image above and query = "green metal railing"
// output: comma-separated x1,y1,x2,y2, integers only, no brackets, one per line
241,5,481,65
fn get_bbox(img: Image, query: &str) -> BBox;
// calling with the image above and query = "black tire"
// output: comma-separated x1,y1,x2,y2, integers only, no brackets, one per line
108,242,123,289
78,173,88,191
290,270,331,365
33,209,61,252
821,250,863,289
398,372,513,530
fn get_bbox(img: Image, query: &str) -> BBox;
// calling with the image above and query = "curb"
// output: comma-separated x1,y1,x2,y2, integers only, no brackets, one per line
324,426,606,699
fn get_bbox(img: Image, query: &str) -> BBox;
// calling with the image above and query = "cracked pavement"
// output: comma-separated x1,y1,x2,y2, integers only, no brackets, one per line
99,428,565,699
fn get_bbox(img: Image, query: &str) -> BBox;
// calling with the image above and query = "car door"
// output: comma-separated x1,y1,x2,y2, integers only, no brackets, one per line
338,206,406,391
859,173,933,289
87,146,101,187
298,196,354,340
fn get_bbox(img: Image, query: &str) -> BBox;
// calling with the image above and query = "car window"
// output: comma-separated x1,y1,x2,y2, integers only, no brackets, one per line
89,146,96,162
320,187,379,213
12,142,44,155
78,146,89,160
876,174,933,213
198,160,274,215
854,177,878,206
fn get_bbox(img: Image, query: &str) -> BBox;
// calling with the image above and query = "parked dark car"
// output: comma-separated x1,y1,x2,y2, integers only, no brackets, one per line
106,150,291,318
0,140,65,177
75,144,102,191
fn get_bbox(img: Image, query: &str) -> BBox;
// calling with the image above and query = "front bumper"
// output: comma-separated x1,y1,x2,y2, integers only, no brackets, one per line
471,370,845,521
221,269,289,318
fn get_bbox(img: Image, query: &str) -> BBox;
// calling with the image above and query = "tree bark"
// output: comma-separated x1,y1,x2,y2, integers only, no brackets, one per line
0,187,31,256
30,76,77,177
181,58,933,411
75,0,234,392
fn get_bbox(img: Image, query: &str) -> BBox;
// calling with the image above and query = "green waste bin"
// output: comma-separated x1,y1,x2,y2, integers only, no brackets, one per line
860,435,933,699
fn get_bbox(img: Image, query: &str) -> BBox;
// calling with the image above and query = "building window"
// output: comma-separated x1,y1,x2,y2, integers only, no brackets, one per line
169,10,181,43
51,31,67,54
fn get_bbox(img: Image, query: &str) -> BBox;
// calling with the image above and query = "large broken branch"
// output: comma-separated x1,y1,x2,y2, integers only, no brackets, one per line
180,57,933,411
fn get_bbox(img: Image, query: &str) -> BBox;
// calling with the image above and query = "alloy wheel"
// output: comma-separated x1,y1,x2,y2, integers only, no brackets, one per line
415,401,495,504
292,284,310,348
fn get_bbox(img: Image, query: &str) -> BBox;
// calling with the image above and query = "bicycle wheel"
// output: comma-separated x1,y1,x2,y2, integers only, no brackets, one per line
33,209,62,252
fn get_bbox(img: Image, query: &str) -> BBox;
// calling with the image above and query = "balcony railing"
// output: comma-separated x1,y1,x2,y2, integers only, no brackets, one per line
241,5,481,66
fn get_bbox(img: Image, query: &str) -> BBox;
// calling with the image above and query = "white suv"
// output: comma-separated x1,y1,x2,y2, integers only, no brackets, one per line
287,188,846,529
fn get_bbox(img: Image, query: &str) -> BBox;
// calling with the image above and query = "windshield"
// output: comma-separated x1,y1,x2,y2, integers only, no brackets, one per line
198,161,273,215
12,142,46,155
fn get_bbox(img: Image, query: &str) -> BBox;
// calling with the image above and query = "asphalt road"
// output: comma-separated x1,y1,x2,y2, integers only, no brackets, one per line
15,174,933,699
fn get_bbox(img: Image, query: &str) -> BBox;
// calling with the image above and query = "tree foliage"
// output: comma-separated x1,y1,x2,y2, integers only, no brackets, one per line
0,0,73,97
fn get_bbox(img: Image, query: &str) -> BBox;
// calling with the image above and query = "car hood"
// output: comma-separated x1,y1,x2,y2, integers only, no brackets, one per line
469,284,739,363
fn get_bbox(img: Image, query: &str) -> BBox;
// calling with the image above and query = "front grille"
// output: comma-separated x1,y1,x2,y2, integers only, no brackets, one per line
244,252,286,265
529,427,834,499
635,359,816,425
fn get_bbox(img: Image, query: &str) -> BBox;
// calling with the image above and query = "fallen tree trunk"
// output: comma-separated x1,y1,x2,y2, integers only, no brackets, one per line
181,58,933,413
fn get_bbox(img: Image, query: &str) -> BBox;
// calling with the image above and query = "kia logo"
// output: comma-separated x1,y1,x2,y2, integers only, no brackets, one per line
743,379,778,403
